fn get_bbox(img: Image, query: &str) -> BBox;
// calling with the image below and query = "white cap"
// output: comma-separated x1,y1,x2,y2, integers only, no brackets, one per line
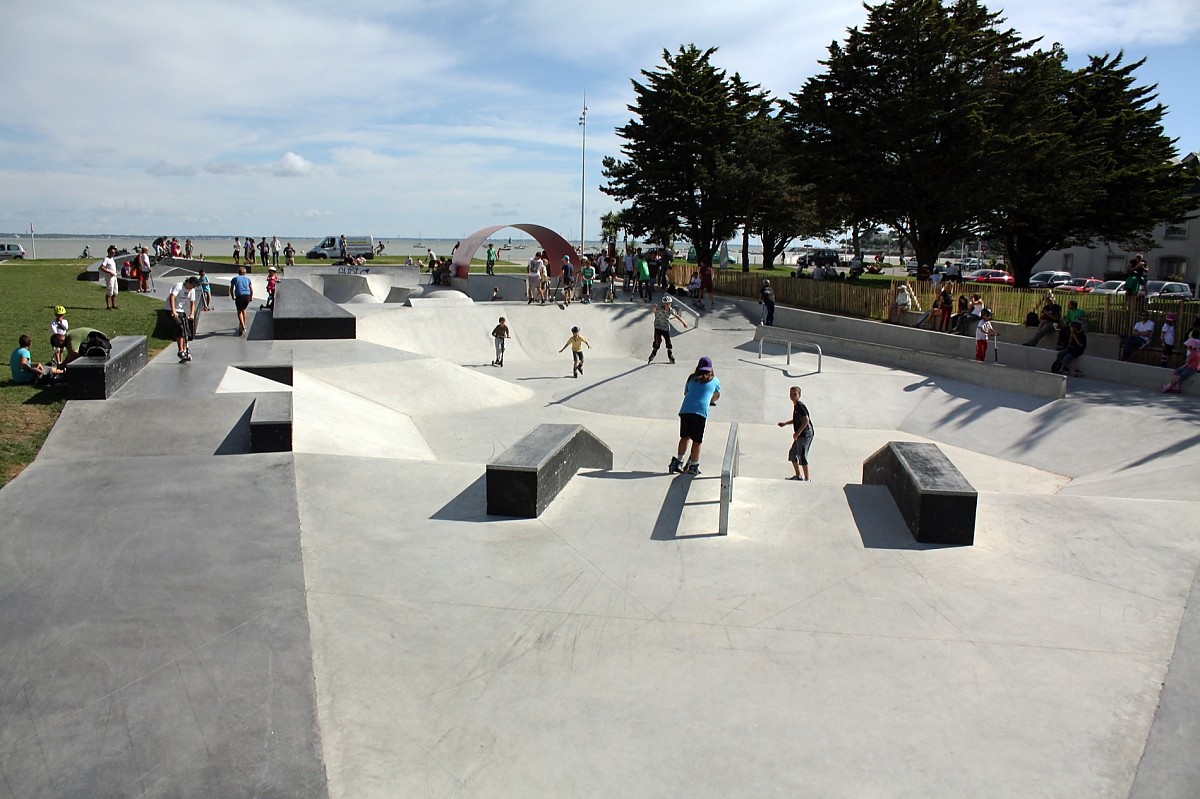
268,265,277,271
662,295,673,303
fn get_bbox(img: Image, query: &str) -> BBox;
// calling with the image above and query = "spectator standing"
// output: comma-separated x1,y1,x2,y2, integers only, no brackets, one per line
526,253,542,304
1124,263,1147,312
233,237,242,265
580,259,596,304
138,246,153,292
339,234,348,261
974,309,996,362
246,237,256,267
1160,313,1178,366
636,250,652,302
100,246,119,310
491,317,510,367
561,256,575,305
623,250,635,294
670,356,721,475
777,386,814,481
698,262,715,311
648,295,688,364
259,237,271,269
486,243,496,276
185,238,193,259
284,242,296,266
272,236,281,267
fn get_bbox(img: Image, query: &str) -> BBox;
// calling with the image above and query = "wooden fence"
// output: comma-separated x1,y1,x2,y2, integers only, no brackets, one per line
715,271,1197,336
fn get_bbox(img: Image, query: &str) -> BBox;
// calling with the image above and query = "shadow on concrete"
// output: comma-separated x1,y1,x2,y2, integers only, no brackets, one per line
735,357,819,380
843,484,950,551
549,364,647,405
246,311,273,341
214,403,254,455
431,474,491,522
650,475,724,540
580,470,663,481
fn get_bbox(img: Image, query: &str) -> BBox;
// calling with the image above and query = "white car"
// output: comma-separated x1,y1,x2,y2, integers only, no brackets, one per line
1090,280,1125,295
0,243,27,261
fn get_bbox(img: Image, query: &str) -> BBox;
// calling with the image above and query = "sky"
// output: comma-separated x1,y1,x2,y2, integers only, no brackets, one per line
1,0,1197,241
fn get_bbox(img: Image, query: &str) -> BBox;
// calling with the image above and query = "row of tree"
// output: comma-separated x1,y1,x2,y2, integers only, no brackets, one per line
600,0,1196,287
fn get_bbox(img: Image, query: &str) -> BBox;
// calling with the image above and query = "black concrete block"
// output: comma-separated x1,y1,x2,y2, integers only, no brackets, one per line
487,424,613,517
64,336,148,400
272,279,356,340
250,394,293,453
862,441,977,546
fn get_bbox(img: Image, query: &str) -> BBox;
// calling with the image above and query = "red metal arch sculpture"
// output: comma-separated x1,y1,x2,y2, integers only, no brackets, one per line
451,224,578,279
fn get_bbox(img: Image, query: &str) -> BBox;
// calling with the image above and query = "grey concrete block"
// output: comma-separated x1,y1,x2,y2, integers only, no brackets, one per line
487,424,613,517
64,335,148,400
273,279,356,340
251,393,293,452
863,441,978,546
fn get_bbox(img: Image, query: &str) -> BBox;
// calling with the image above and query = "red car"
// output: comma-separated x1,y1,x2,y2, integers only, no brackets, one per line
965,269,1015,286
1058,277,1104,292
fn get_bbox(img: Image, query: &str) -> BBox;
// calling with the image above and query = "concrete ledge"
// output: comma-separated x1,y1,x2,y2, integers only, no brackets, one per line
64,335,148,400
863,441,978,546
486,424,613,517
250,394,293,453
273,279,356,340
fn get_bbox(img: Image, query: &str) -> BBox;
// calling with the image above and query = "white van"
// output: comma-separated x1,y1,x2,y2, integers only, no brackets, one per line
0,243,27,261
306,235,375,260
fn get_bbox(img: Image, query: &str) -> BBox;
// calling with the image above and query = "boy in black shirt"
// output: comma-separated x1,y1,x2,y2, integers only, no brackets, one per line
777,386,814,480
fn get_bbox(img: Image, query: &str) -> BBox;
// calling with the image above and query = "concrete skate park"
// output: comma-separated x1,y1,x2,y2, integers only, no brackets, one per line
2,261,1199,798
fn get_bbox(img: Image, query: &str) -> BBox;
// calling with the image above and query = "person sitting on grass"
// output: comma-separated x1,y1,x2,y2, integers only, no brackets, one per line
10,334,63,386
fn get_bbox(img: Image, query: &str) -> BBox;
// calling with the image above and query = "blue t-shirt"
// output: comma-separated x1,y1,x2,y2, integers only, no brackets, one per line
230,274,253,296
10,347,34,383
679,375,721,417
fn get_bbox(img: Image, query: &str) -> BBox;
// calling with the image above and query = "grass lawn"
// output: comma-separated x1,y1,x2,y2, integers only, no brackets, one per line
0,260,173,487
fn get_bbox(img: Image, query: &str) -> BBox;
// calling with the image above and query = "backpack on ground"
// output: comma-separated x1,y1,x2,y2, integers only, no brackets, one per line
83,331,112,358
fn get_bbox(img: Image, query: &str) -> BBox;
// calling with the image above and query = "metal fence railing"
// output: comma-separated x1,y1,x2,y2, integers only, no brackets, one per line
719,423,741,537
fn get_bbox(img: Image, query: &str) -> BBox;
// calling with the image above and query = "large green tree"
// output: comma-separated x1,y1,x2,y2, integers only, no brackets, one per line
782,0,1033,269
602,45,757,266
982,51,1194,284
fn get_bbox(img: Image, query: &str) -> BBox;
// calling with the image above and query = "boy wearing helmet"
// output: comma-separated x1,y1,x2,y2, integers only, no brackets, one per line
50,306,69,365
648,295,688,364
559,326,591,378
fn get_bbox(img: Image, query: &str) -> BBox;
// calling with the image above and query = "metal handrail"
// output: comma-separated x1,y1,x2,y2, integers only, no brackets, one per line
757,333,823,372
719,423,740,536
674,298,700,330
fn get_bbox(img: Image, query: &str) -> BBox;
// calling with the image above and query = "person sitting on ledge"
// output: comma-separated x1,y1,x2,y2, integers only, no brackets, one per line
1024,293,1062,346
1121,312,1155,361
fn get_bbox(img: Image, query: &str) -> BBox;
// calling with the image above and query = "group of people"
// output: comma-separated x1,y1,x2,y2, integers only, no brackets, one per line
232,236,291,269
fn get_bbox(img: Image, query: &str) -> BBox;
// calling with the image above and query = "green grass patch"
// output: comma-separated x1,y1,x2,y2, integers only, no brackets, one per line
0,260,173,487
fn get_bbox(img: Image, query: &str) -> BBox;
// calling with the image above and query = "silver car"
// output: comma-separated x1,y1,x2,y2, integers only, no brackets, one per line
0,243,27,261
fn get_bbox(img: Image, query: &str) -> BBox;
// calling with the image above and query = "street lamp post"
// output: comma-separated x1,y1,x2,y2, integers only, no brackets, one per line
579,94,587,256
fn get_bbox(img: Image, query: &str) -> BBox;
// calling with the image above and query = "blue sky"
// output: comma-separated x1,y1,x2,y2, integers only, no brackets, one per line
1,0,1196,240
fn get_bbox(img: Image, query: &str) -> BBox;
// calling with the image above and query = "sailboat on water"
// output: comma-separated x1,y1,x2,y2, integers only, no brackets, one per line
499,236,512,251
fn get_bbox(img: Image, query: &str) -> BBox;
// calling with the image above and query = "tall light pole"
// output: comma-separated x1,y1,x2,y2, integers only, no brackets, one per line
579,93,587,256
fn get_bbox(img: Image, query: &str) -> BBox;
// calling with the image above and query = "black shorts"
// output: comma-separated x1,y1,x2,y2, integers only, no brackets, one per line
172,314,192,340
678,412,707,443
234,295,252,311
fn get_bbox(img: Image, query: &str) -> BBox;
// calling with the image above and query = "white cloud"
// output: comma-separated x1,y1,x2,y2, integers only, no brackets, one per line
270,153,314,178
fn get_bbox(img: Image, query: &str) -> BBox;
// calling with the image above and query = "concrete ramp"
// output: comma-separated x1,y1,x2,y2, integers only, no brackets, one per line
352,303,655,364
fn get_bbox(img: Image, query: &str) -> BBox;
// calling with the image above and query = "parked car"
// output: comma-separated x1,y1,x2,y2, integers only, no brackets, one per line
1145,280,1194,300
0,243,27,261
1090,280,1125,295
1057,277,1104,293
965,269,1015,286
799,249,841,268
1028,270,1073,289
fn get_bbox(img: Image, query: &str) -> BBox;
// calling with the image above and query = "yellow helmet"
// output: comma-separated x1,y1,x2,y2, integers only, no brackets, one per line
54,305,67,315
